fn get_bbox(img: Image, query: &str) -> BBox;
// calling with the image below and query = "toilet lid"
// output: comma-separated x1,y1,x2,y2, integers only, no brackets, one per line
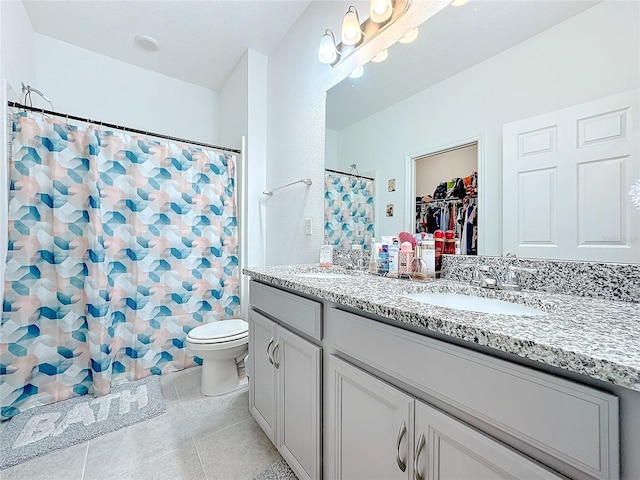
188,319,248,341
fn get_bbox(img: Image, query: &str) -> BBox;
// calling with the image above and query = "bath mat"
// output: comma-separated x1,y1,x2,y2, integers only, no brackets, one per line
0,375,166,470
254,459,298,480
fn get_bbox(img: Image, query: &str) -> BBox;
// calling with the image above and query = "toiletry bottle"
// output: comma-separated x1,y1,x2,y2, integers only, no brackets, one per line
434,230,444,277
378,244,389,275
320,245,333,267
398,241,414,278
388,244,399,277
368,237,378,274
410,244,427,281
423,234,436,279
454,238,461,255
444,230,456,255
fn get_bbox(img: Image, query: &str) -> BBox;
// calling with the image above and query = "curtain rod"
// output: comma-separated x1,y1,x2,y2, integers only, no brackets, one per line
325,168,374,181
8,101,241,154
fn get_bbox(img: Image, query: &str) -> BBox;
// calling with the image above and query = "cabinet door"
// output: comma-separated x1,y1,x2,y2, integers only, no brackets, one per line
327,355,413,480
249,310,277,442
275,326,321,480
414,400,564,480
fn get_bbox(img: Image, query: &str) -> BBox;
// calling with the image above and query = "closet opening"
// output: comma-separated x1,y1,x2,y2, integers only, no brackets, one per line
410,140,480,256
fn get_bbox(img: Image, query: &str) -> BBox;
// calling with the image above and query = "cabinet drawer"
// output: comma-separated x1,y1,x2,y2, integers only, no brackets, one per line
250,281,322,340
326,308,619,480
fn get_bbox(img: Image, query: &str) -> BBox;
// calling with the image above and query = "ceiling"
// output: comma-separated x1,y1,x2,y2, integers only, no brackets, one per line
22,0,312,92
326,0,600,131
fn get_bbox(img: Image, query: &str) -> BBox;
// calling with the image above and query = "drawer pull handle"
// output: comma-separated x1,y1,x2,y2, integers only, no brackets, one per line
267,337,275,365
414,433,425,480
395,421,407,472
272,341,280,369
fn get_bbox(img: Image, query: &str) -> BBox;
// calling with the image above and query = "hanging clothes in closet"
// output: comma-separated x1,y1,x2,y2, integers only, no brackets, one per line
415,172,478,255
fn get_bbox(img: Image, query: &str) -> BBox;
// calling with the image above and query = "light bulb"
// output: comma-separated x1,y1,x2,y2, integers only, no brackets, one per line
399,28,419,44
348,66,364,78
318,30,338,64
370,0,393,23
341,6,362,46
371,49,388,63
450,0,470,6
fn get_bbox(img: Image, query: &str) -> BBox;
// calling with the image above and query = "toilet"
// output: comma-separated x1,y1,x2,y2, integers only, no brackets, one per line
186,318,249,396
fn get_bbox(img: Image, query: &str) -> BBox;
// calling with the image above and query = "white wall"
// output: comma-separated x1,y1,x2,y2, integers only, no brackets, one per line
325,128,338,170
416,145,477,199
33,34,220,144
0,0,36,98
334,1,639,255
219,49,269,317
266,1,447,265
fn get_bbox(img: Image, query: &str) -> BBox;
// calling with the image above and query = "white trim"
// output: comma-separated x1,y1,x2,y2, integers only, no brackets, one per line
0,78,8,306
404,133,485,253
239,135,249,322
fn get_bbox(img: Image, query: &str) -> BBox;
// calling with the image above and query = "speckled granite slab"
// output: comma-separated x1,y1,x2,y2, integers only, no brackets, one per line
243,264,640,392
442,255,640,303
332,249,640,303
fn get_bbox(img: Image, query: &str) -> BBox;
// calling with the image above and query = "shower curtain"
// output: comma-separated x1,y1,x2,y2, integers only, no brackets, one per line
1,112,239,420
324,170,374,248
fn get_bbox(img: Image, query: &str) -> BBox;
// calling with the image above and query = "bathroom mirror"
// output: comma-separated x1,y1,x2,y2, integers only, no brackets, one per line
325,0,640,263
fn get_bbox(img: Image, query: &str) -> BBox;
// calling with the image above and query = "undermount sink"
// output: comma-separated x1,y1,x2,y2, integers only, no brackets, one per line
403,292,548,316
294,272,351,279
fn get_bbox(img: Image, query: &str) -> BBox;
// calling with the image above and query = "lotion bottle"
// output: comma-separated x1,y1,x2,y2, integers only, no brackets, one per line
423,234,436,280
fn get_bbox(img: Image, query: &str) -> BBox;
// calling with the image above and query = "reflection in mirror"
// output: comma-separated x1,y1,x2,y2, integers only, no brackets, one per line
414,144,478,256
324,166,375,249
325,0,640,263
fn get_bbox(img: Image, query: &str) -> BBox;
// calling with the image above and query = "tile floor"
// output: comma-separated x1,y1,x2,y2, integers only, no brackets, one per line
1,367,283,480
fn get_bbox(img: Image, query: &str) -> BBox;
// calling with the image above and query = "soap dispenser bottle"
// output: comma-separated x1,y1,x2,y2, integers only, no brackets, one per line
368,237,378,274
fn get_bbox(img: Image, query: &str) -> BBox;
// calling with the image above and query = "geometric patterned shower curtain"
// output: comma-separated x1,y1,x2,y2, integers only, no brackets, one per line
324,170,374,249
0,112,239,420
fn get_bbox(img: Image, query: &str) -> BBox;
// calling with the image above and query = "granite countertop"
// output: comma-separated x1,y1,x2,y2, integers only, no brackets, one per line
243,264,640,392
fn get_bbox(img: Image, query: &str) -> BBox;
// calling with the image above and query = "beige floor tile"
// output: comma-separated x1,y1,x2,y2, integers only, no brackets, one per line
116,438,206,480
184,387,251,441
159,375,180,405
83,402,191,479
172,366,204,402
0,442,87,480
195,417,281,480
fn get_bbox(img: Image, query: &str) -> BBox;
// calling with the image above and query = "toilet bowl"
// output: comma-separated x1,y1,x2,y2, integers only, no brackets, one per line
186,318,249,396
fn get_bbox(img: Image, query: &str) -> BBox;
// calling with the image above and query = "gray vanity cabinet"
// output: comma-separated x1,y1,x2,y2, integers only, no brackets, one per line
249,282,322,480
326,355,414,480
249,309,277,441
327,355,562,480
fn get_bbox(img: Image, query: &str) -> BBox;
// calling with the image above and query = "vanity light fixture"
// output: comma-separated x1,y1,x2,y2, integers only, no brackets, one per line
371,49,389,63
370,0,393,23
342,6,363,45
398,27,419,44
319,29,340,64
318,0,412,67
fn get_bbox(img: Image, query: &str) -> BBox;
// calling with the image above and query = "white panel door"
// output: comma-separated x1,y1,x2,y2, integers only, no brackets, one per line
504,90,639,262
276,326,321,480
327,355,413,480
249,310,277,442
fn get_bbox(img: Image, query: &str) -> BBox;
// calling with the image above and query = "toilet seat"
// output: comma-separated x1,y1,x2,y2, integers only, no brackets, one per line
187,319,248,345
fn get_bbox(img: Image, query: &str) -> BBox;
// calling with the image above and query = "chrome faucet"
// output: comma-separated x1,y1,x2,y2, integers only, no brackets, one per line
471,265,502,289
501,266,538,291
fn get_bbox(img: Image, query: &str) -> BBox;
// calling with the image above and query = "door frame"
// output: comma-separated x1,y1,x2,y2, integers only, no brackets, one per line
404,133,486,254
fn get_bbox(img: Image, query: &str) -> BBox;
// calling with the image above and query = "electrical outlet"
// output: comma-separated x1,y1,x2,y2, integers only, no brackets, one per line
305,217,313,235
